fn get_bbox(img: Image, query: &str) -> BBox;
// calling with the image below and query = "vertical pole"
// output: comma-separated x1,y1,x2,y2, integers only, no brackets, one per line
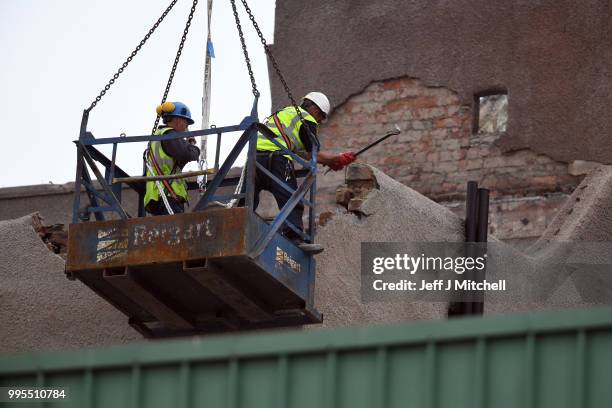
307,147,318,305
81,164,104,221
449,181,479,317
466,181,479,242
138,156,146,217
245,128,257,209
109,142,122,205
109,142,118,182
72,152,84,224
308,147,317,243
72,111,89,224
200,0,214,162
473,188,489,315
215,131,222,172
464,181,479,314
476,188,490,242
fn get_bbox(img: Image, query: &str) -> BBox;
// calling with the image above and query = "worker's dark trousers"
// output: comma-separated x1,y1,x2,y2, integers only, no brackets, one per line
246,153,304,237
146,197,185,216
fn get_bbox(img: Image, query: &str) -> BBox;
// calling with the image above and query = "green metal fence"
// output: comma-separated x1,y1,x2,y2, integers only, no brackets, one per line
1,306,612,408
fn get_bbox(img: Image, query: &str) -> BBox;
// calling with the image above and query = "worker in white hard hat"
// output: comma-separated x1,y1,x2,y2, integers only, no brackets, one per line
254,91,356,245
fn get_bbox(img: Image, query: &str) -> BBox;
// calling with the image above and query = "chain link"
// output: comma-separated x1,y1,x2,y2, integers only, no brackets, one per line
86,0,179,113
229,0,260,98
152,0,200,134
238,0,297,108
236,0,318,145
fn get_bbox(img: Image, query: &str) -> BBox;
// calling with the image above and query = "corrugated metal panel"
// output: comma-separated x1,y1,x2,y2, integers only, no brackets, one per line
1,306,612,408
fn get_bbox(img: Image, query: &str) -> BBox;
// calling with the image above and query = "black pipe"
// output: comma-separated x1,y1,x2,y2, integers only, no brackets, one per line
466,181,479,242
472,188,490,315
449,181,480,317
476,188,490,243
464,181,480,314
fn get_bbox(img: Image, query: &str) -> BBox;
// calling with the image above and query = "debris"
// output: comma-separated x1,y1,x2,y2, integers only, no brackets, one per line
529,164,612,245
336,163,380,216
31,213,67,254
3,166,612,349
318,211,335,227
568,160,602,176
315,164,612,327
347,198,366,213
313,164,464,327
335,186,353,207
345,163,376,181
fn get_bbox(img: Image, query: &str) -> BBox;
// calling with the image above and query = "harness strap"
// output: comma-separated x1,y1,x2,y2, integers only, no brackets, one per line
272,113,293,150
148,144,178,199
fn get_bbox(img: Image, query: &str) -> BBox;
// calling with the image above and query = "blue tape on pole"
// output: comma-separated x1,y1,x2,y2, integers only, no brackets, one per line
207,39,215,58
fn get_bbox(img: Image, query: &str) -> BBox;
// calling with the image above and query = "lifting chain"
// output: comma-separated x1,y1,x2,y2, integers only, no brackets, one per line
86,0,179,113
151,0,200,135
144,0,199,215
229,0,259,98
238,0,297,108
232,0,319,146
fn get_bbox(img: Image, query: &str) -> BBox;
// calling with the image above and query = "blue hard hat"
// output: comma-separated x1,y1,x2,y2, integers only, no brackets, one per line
160,101,194,125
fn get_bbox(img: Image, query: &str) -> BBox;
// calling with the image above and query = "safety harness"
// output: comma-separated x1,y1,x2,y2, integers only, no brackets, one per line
147,144,179,199
272,113,294,151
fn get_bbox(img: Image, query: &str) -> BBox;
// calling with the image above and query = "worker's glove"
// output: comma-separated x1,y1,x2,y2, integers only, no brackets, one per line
328,152,356,171
339,152,357,166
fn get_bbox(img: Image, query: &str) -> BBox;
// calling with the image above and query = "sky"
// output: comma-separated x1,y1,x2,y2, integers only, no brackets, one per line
0,0,276,187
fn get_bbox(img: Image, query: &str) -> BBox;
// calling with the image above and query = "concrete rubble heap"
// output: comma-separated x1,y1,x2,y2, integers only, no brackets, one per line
529,165,612,246
314,164,463,327
0,214,141,354
1,165,612,352
314,164,612,324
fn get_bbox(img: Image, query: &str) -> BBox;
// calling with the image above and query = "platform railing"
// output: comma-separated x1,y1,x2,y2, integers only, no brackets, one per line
72,99,318,255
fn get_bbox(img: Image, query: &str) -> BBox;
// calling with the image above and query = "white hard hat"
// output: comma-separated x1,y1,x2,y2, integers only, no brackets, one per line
303,92,331,116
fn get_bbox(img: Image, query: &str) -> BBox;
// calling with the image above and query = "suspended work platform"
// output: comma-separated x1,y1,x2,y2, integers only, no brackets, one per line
66,112,323,337
66,208,321,337
67,0,323,337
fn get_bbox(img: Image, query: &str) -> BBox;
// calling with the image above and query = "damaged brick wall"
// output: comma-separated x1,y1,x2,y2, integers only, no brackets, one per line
317,77,583,241
271,0,612,165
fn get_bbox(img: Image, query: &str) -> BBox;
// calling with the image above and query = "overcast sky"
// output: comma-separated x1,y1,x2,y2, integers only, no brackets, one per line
0,0,276,187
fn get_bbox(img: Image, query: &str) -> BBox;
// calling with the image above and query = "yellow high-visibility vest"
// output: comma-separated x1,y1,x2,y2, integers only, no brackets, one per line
257,106,318,159
143,127,189,208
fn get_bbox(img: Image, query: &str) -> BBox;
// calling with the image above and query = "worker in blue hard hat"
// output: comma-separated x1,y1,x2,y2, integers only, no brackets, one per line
144,101,201,216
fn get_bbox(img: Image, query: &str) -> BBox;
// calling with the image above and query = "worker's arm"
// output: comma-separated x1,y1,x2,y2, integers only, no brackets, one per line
298,122,355,170
161,130,200,165
301,151,356,170
299,150,340,166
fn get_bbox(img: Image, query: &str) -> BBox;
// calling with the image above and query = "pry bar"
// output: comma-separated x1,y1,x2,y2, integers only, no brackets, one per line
324,124,401,175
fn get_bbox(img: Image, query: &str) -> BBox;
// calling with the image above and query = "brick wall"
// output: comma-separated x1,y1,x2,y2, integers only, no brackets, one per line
316,77,583,241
